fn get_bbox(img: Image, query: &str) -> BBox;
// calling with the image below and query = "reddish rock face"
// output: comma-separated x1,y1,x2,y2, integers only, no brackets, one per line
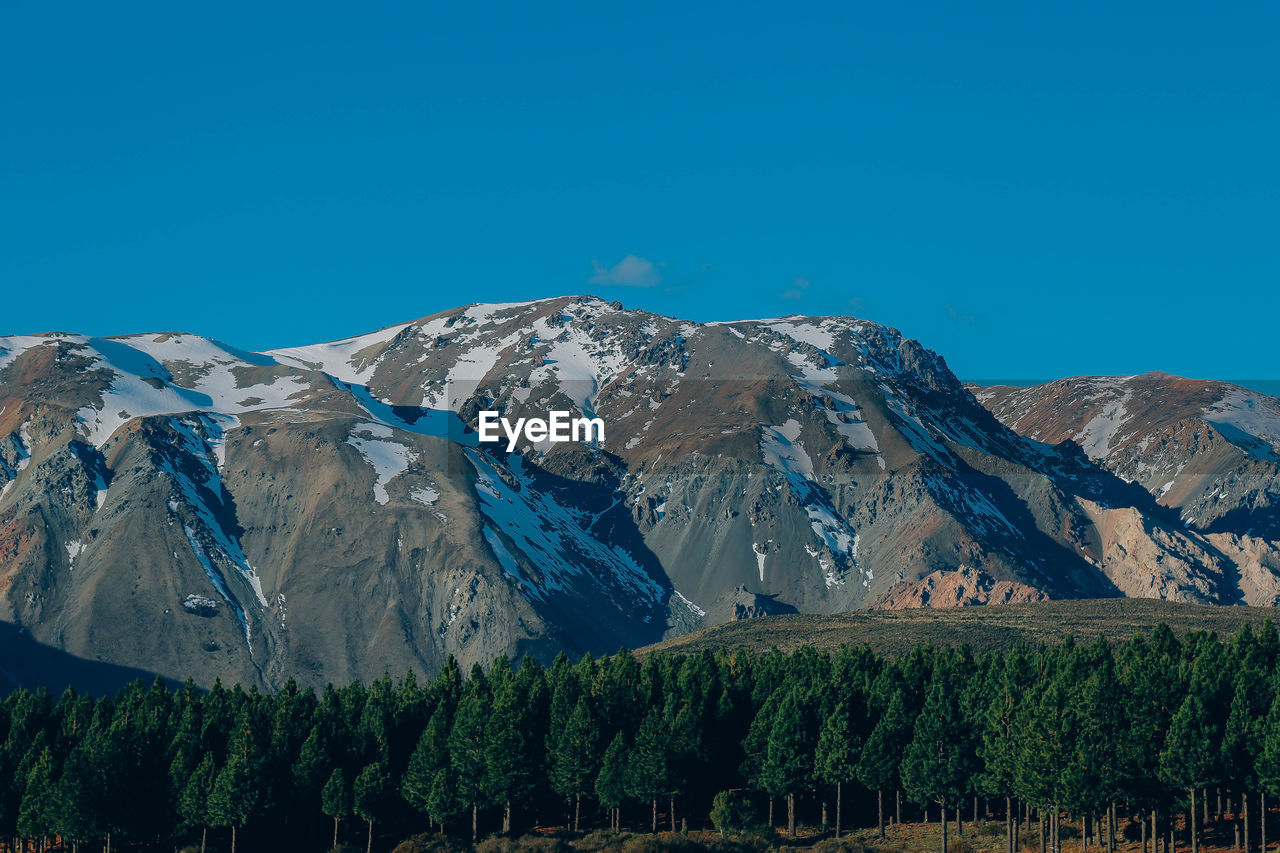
868,566,1049,610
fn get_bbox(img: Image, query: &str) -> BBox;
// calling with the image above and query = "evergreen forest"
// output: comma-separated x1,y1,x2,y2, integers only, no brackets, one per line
5,623,1280,853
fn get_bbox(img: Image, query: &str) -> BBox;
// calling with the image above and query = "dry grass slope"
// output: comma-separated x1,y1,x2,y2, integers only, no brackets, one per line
644,599,1279,657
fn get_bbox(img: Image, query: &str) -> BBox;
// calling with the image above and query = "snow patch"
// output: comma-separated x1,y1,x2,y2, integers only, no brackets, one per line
346,422,418,504
1204,388,1280,461
411,485,439,505
760,419,815,481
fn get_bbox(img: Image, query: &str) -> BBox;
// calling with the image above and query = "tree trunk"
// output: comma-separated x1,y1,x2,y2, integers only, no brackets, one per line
1263,791,1268,853
1041,810,1046,853
878,789,885,840
1247,790,1252,853
652,798,658,834
505,800,511,835
332,818,338,850
201,827,207,853
1190,788,1198,853
1007,796,1015,853
897,790,902,825
232,826,238,853
768,798,773,828
788,792,797,837
575,794,582,833
942,804,950,853
472,801,479,843
836,781,843,839
1141,807,1147,853
671,797,676,833
958,805,963,837
1204,789,1209,828
822,800,828,829
364,820,371,853
976,796,980,826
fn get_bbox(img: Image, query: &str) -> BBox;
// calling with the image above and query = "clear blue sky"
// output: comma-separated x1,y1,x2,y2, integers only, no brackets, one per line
3,3,1277,382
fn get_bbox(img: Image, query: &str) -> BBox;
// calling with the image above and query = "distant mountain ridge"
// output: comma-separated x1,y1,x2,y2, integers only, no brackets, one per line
2,296,1279,689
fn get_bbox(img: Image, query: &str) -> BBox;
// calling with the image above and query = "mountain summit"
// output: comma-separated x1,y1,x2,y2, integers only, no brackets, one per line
3,297,1278,688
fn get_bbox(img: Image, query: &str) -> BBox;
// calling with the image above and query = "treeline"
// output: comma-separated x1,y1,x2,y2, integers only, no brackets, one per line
7,623,1280,853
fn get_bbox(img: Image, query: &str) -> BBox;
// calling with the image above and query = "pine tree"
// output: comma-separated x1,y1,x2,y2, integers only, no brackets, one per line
402,703,451,829
53,728,110,849
549,696,600,831
484,673,532,834
427,768,459,835
902,658,975,853
353,762,391,853
1224,675,1262,853
596,732,629,832
978,648,1024,853
627,708,668,833
17,745,55,845
1255,687,1280,853
860,687,912,833
208,710,261,853
762,688,815,837
322,768,352,850
450,678,490,842
665,700,703,832
1161,692,1219,853
177,753,217,853
816,700,861,838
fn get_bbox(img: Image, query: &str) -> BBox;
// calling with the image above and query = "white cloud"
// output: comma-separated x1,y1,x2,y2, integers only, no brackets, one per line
588,254,662,288
781,277,811,301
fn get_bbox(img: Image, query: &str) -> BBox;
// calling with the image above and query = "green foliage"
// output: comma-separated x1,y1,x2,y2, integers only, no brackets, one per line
550,696,601,803
858,690,909,794
814,700,860,790
177,752,218,831
595,732,629,809
322,767,352,821
1,620,1278,848
627,708,668,804
760,688,814,799
353,761,392,823
709,790,758,835
449,678,490,810
208,710,262,830
16,746,55,839
1159,692,1219,791
901,654,975,809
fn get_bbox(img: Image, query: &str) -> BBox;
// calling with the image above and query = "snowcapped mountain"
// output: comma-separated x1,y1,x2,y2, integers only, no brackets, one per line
3,298,1278,689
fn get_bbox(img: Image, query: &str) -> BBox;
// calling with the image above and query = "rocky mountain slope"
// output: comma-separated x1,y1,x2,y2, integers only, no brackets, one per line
975,374,1280,603
3,297,1278,688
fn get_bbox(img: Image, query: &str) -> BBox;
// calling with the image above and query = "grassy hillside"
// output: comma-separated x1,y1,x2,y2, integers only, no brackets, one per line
644,599,1279,657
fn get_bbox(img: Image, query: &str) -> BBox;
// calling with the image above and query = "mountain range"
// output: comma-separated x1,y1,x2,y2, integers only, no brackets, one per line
2,296,1278,689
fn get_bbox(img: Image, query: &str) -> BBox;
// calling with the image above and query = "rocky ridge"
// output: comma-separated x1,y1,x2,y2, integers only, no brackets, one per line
2,298,1278,688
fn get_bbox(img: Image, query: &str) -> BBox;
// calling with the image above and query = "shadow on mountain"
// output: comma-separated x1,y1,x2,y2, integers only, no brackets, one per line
518,444,678,652
0,622,182,696
1207,501,1280,541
